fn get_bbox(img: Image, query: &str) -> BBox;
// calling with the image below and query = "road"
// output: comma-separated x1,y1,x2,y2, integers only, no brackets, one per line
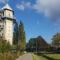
16,53,33,60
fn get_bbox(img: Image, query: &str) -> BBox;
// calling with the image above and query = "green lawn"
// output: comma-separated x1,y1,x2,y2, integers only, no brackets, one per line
45,54,60,59
32,54,47,60
32,53,60,60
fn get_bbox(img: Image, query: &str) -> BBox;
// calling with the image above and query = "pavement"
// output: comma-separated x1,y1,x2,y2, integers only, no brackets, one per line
16,53,33,60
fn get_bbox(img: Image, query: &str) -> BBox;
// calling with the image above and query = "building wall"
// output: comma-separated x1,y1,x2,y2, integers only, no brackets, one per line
4,10,13,18
4,19,13,45
0,6,14,45
0,20,4,38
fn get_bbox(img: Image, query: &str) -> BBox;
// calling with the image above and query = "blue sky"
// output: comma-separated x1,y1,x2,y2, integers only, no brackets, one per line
0,0,60,43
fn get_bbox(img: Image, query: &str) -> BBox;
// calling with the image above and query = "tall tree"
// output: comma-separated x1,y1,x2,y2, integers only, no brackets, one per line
13,21,18,45
18,21,26,51
52,32,60,47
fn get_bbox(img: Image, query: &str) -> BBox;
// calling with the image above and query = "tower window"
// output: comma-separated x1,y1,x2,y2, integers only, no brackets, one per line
9,13,10,17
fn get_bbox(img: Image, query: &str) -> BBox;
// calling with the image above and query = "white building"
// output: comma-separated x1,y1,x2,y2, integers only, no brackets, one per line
0,4,15,45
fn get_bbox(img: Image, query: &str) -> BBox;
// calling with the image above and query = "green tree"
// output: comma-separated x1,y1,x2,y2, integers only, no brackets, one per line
29,38,35,48
18,21,26,51
13,21,18,45
52,32,60,47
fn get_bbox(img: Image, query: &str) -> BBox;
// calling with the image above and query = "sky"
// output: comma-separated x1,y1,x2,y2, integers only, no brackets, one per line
0,0,60,43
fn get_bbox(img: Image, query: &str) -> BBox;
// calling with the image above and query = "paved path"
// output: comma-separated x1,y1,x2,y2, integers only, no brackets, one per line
16,53,33,60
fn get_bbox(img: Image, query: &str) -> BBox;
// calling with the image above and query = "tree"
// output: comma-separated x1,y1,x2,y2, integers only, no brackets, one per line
29,38,36,48
18,21,26,51
52,32,60,48
13,21,18,45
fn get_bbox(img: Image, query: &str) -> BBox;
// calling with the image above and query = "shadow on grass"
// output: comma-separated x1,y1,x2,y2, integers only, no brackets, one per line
36,53,60,60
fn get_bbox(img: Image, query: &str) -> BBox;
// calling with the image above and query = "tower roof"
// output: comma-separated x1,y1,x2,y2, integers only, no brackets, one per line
1,4,13,10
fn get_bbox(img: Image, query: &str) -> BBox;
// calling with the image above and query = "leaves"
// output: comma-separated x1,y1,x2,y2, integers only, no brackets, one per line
13,21,19,45
18,21,26,50
52,32,60,46
0,38,11,52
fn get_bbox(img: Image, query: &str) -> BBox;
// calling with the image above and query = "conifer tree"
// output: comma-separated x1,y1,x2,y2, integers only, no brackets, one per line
13,21,18,45
18,21,26,51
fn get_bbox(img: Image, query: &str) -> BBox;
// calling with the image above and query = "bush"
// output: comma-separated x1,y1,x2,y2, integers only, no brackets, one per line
0,39,11,53
0,52,21,60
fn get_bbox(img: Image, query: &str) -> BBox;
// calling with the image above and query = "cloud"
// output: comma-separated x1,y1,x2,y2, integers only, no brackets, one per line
1,0,60,22
0,0,8,4
33,0,60,20
16,4,25,10
16,1,32,11
16,0,60,20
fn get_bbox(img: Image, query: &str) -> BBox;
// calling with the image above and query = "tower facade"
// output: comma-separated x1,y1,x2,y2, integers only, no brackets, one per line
0,4,14,45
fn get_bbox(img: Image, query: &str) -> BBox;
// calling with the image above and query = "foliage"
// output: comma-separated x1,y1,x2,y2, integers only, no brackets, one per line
0,52,21,60
0,38,11,52
0,38,23,60
13,21,19,45
18,21,26,50
52,32,60,47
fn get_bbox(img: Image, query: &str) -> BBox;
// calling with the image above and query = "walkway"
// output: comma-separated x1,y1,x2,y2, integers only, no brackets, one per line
16,53,33,60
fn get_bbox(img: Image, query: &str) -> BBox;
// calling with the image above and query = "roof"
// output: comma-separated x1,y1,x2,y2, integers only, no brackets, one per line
1,4,13,10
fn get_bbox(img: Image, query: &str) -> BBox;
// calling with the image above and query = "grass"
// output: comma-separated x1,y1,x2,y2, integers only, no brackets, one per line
32,53,60,60
32,54,47,60
44,54,60,59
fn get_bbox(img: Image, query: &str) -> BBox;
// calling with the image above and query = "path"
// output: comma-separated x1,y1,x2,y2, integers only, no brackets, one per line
16,53,33,60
